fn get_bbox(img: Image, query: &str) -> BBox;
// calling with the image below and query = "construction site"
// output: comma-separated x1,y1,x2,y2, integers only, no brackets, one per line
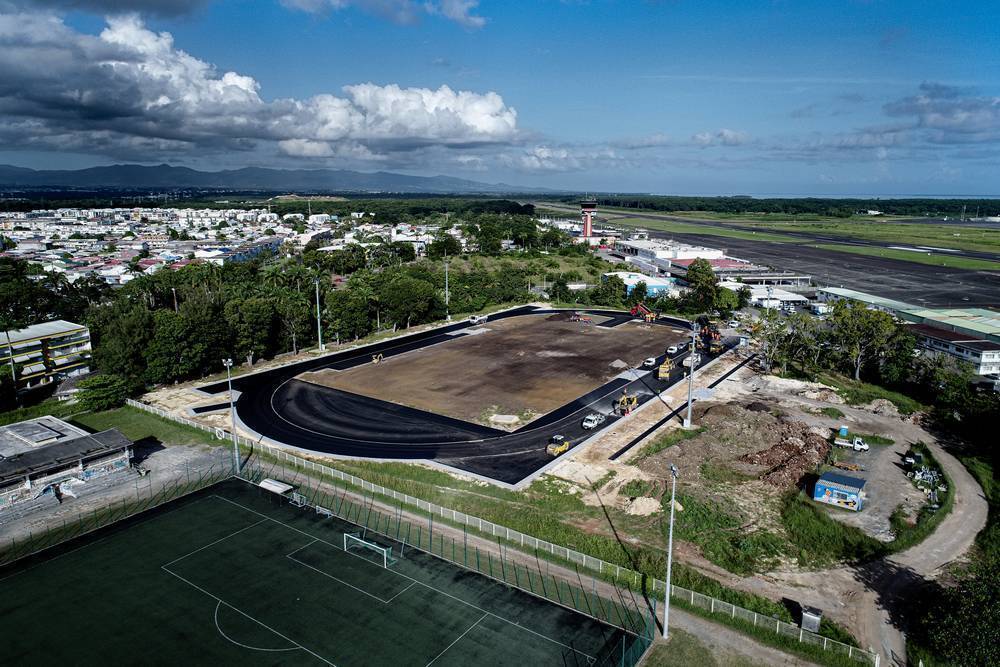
301,312,687,427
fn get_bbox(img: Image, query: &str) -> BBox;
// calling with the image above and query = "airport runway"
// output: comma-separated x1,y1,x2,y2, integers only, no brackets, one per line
533,202,1000,307
198,307,712,485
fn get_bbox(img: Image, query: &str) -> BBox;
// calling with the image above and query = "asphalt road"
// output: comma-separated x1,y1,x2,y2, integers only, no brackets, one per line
199,307,714,485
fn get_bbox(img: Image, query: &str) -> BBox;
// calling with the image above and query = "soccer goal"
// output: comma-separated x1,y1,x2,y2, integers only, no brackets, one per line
344,533,398,568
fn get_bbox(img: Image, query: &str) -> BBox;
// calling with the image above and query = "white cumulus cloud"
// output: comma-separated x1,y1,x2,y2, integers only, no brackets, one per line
0,11,516,163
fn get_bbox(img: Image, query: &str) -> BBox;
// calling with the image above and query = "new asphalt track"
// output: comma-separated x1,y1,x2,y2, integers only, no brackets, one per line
198,306,713,485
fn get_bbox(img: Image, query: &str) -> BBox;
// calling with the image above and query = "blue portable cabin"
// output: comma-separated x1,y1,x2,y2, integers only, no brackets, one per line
813,472,866,512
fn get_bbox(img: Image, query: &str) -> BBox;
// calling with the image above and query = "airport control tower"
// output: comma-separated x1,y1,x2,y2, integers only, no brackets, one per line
580,199,597,238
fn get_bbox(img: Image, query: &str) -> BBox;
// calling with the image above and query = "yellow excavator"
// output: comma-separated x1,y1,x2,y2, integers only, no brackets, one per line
546,435,571,456
657,358,674,380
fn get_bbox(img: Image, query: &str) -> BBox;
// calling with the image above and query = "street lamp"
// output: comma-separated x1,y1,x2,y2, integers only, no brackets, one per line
444,255,451,322
663,463,679,639
223,358,238,472
314,278,325,352
683,323,700,428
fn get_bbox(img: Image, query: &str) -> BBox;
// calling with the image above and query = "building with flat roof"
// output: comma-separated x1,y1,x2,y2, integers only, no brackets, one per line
815,287,913,314
0,416,133,512
2,320,92,390
719,282,808,309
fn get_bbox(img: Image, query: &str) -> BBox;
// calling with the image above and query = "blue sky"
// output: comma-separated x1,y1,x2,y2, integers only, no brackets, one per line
1,0,998,195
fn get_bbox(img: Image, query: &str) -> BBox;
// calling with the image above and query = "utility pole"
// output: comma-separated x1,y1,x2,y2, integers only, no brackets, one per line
444,255,451,322
314,278,324,352
223,358,238,472
663,464,679,639
171,287,178,313
683,323,700,428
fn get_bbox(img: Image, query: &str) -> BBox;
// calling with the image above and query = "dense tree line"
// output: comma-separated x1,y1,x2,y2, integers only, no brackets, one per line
1,220,598,405
550,195,1000,219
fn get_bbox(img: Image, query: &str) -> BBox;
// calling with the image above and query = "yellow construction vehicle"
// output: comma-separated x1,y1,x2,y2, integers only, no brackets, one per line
371,353,384,364
546,435,571,456
657,358,674,380
617,389,639,415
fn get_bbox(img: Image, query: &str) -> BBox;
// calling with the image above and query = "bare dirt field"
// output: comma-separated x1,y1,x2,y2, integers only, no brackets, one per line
302,314,684,426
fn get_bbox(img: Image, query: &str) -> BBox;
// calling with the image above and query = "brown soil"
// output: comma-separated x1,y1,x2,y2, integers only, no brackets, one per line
301,315,685,425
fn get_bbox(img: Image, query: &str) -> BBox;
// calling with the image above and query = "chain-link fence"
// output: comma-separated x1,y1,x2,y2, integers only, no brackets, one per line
128,398,878,667
0,457,233,568
247,462,655,666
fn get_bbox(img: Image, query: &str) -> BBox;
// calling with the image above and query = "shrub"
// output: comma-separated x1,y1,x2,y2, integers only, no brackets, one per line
76,374,129,412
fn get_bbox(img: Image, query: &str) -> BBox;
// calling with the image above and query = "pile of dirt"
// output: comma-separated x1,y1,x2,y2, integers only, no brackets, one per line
740,426,831,488
865,398,900,418
545,311,575,322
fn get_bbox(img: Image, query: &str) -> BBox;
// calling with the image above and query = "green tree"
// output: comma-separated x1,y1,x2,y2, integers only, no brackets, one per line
76,374,129,411
714,287,739,317
89,303,154,392
224,297,277,366
426,234,462,260
920,561,1000,665
829,300,897,380
382,276,438,329
590,275,627,307
549,276,572,303
752,308,789,373
144,310,187,384
735,285,752,309
627,281,648,307
683,259,718,311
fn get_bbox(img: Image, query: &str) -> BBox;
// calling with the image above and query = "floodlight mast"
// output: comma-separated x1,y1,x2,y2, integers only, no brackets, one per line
683,324,700,428
663,463,679,639
223,358,238,472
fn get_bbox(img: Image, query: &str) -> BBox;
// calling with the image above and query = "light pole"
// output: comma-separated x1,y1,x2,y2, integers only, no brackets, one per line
683,323,700,428
223,358,238,472
444,255,451,322
663,463,679,639
314,278,324,352
171,287,178,313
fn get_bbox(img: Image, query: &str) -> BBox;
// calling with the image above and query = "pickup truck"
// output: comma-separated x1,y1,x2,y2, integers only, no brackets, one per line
581,413,607,430
833,436,869,452
469,314,488,325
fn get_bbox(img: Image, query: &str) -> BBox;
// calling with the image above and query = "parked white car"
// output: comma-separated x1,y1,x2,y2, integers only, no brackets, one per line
642,357,657,369
666,345,678,355
582,413,607,430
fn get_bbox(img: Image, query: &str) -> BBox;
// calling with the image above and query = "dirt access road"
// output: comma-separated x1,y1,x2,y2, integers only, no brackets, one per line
693,372,989,665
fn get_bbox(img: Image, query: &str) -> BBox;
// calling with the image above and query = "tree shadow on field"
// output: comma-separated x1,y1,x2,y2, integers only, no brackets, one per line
589,478,662,630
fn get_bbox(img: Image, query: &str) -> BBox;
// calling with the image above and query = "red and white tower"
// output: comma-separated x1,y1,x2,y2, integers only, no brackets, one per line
580,199,597,238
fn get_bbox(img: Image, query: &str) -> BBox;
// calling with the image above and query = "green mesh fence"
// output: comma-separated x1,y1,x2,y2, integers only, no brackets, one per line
274,468,657,666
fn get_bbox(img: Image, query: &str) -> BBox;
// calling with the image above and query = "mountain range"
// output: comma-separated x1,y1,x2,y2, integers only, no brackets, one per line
0,164,552,194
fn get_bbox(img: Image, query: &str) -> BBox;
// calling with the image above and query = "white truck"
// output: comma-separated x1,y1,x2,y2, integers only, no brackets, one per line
581,413,607,430
469,314,488,325
833,436,869,452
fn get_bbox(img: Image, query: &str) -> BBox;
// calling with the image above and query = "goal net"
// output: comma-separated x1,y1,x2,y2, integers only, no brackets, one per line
344,533,398,568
